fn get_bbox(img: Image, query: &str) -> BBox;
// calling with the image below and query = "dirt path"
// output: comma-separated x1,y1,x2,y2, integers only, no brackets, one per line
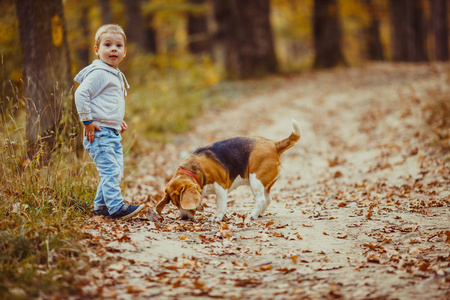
80,63,450,299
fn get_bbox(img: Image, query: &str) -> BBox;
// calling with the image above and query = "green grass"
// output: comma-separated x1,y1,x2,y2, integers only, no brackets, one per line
0,107,96,298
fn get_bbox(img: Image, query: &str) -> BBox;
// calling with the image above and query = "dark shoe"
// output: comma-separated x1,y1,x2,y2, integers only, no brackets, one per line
110,204,145,220
93,206,110,217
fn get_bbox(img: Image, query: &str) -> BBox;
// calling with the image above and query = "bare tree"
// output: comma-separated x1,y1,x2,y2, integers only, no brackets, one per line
16,0,73,162
313,0,347,68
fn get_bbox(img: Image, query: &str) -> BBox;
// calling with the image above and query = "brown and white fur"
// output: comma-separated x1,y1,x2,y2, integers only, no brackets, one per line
155,119,301,221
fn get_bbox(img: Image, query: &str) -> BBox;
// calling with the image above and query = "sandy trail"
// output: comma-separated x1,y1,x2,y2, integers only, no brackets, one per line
81,63,450,300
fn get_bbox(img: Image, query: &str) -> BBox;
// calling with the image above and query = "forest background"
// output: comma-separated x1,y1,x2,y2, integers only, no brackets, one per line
0,0,449,298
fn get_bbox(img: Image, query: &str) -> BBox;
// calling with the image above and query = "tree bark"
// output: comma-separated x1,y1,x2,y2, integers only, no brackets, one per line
389,0,428,61
313,0,347,68
430,0,449,61
124,0,147,50
77,5,90,68
390,0,409,61
212,0,277,79
364,0,384,60
212,0,234,69
16,0,73,163
99,0,112,24
411,0,428,61
188,0,211,55
123,0,157,53
144,13,157,53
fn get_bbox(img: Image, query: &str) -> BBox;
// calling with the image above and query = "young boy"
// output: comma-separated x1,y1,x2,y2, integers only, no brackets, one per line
74,24,144,220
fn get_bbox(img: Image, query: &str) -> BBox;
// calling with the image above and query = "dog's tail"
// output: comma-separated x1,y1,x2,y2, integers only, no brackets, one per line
275,119,301,155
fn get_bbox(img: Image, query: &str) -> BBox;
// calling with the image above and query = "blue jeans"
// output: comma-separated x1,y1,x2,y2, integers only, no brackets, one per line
83,127,124,215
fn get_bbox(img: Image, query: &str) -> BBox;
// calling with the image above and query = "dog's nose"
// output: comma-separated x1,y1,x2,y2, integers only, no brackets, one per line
181,214,190,220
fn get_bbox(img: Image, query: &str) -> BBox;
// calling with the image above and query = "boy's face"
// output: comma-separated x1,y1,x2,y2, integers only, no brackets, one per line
94,32,126,69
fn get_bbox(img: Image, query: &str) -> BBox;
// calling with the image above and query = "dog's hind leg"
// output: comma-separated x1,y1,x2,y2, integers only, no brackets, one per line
249,174,266,220
260,191,272,217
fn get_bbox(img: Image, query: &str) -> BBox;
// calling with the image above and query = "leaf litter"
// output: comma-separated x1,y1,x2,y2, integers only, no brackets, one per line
79,64,449,299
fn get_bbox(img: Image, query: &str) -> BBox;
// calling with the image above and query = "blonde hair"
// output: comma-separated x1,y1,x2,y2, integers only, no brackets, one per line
94,24,127,47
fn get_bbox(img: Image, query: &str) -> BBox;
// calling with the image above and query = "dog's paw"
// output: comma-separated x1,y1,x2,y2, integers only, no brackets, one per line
248,213,259,220
210,215,224,222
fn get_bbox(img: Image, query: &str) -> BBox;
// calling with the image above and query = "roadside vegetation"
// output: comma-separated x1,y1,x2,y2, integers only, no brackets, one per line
0,53,228,298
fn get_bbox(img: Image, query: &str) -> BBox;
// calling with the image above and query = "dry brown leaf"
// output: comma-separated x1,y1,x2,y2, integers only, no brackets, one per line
259,264,273,271
126,285,145,293
290,255,298,264
333,171,343,178
276,267,296,274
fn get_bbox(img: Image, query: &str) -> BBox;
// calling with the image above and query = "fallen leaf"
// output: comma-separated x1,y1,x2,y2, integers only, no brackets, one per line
259,264,273,271
126,285,145,293
276,267,296,274
333,171,343,178
290,255,298,264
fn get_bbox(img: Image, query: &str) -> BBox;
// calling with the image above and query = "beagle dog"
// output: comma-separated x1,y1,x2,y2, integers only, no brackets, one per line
156,120,301,221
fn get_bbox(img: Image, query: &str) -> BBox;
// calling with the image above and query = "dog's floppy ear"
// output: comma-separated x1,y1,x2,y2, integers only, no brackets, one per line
155,192,170,215
180,187,201,210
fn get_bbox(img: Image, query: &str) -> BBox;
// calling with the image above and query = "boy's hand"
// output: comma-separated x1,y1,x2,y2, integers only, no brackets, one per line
84,122,101,143
120,120,128,133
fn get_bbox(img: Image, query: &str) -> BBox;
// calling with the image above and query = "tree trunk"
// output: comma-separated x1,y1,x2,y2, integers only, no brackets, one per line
99,0,112,24
235,0,277,78
16,0,73,163
390,0,408,61
364,0,384,60
212,0,234,70
389,0,428,61
212,0,277,79
188,0,211,55
412,0,428,61
77,5,90,68
313,0,347,68
144,13,157,53
123,0,157,53
430,0,449,61
124,0,147,50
